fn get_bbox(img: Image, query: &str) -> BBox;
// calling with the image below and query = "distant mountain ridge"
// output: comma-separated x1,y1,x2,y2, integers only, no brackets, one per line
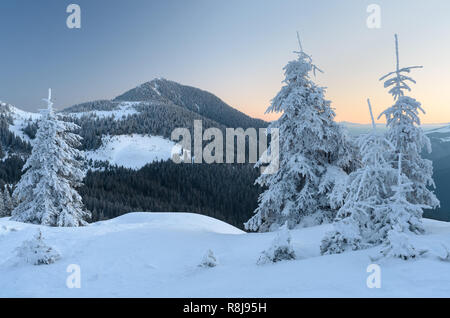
341,121,447,136
114,78,267,129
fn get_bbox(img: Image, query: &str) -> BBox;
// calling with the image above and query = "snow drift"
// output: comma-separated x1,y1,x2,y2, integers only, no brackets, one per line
0,212,449,297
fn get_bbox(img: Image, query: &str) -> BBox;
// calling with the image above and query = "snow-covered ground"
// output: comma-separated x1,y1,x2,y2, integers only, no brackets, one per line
66,101,140,120
7,105,41,142
84,134,184,169
0,213,449,297
2,103,184,168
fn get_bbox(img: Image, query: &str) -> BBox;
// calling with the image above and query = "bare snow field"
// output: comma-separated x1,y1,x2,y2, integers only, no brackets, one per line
0,213,449,298
84,134,184,169
7,105,41,143
66,102,140,120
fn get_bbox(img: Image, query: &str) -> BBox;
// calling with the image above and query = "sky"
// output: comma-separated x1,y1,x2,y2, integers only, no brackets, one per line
0,0,449,124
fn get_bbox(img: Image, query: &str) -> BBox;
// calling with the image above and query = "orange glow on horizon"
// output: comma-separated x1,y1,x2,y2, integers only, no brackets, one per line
227,79,450,125
236,96,450,125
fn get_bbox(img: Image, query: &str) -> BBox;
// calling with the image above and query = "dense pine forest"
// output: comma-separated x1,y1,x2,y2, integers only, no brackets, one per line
81,162,261,229
0,153,261,230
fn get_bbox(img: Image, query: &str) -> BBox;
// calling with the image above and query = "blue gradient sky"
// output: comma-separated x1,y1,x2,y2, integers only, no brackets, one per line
0,0,449,123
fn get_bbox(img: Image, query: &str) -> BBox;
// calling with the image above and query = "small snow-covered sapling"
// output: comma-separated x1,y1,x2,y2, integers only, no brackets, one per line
199,249,218,268
257,224,296,265
16,229,61,265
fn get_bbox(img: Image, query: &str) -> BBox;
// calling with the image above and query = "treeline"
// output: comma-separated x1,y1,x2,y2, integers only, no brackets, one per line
80,162,262,229
0,156,25,188
0,154,262,228
0,113,32,158
0,105,31,188
61,100,227,150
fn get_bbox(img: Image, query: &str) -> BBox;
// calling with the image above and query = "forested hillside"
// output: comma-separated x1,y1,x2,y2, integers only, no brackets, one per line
0,103,31,190
115,78,267,129
0,103,31,158
0,80,268,229
81,162,261,229
63,100,227,150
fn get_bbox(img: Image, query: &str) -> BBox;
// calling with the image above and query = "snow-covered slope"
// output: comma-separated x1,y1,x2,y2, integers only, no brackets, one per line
1,102,180,168
0,213,449,297
426,124,450,135
6,104,41,142
66,101,140,120
85,134,184,169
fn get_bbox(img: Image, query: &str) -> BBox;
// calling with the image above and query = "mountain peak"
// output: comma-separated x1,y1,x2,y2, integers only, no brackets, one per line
115,79,267,129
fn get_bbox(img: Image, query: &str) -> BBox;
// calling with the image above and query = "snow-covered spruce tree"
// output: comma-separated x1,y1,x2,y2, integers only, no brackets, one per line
11,89,90,227
0,188,6,217
378,34,439,210
257,223,296,265
3,186,14,217
245,33,355,232
373,154,429,260
16,229,61,265
199,249,218,268
321,100,398,254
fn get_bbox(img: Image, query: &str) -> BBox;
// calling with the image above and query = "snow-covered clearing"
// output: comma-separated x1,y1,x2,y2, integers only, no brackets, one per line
84,134,182,169
7,101,141,143
66,102,140,120
3,102,183,168
0,213,449,297
7,105,41,142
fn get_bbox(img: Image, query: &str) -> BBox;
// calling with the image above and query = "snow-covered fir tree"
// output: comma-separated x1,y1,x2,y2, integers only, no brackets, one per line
373,154,429,260
379,228,426,261
322,35,438,256
199,249,218,268
245,33,355,232
378,34,439,209
0,188,6,217
11,89,91,227
257,223,296,265
15,229,61,265
3,186,14,217
321,100,397,254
